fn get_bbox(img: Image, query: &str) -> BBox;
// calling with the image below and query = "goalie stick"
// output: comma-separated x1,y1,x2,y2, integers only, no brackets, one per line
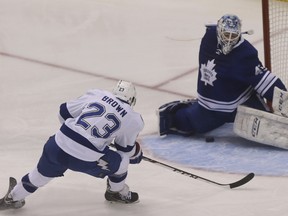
143,155,254,189
110,143,254,188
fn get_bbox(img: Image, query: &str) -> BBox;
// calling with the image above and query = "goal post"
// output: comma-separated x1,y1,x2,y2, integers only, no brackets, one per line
262,0,288,86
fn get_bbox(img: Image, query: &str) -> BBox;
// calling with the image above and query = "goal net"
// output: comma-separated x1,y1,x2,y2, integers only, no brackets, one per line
262,0,288,86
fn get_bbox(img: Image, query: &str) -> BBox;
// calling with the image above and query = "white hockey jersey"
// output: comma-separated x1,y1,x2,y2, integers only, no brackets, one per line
55,89,144,162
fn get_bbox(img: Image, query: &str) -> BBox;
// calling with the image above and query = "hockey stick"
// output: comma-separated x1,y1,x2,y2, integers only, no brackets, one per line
109,144,254,188
142,155,254,189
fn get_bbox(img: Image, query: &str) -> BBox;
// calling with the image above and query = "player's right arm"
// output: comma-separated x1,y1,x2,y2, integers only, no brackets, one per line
58,90,97,124
113,114,144,164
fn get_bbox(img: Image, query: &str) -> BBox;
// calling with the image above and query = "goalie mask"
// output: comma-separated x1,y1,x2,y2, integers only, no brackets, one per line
217,14,242,55
112,80,137,107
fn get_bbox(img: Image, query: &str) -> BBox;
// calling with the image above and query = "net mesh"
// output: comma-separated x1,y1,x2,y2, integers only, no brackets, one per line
268,0,288,86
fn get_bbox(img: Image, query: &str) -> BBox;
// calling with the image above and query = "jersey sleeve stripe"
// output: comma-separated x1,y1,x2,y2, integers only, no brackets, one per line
255,72,278,96
198,87,254,112
114,142,134,153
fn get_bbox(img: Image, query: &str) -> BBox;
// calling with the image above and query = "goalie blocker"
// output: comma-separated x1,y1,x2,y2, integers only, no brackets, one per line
233,87,288,150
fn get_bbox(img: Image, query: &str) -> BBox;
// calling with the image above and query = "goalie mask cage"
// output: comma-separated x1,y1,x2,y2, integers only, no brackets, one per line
262,0,288,86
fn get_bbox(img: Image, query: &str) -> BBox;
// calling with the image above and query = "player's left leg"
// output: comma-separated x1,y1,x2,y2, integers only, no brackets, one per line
67,149,139,203
104,151,139,203
174,102,231,134
158,99,233,136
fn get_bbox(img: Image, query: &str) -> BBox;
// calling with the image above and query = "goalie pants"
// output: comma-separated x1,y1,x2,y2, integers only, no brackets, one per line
174,102,235,134
173,94,268,134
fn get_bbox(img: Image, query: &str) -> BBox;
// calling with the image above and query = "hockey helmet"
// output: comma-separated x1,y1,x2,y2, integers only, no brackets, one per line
112,80,136,107
217,14,242,55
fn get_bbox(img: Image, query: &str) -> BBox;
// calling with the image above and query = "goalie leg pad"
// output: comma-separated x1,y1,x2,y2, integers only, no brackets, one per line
234,105,288,149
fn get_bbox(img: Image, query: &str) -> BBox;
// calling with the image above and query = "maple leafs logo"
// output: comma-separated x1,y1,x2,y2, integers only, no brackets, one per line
200,59,217,86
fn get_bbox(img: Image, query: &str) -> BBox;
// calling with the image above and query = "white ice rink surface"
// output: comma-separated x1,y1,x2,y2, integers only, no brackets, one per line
1,0,288,215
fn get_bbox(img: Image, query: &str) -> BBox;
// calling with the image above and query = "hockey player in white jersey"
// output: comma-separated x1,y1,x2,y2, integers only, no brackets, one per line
158,14,287,137
0,80,144,210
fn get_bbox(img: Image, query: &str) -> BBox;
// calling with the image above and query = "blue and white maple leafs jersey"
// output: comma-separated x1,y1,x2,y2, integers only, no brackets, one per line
55,89,144,162
197,25,286,113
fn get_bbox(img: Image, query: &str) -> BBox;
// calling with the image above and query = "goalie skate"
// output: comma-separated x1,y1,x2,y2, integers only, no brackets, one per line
157,99,197,136
0,177,25,210
104,180,139,204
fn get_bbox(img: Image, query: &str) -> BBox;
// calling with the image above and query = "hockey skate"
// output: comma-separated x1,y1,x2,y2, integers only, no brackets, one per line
157,99,197,136
0,177,25,210
157,100,181,136
104,180,139,204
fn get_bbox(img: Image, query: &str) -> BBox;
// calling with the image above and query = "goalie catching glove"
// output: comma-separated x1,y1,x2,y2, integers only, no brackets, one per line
129,141,143,164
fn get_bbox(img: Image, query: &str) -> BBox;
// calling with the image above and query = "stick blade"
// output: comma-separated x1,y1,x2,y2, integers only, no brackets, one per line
229,173,255,189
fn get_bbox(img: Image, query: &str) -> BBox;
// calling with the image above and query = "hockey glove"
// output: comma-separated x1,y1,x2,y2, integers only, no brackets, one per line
129,141,143,164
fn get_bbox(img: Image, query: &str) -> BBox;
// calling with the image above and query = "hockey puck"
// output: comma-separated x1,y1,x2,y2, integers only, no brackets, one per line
205,136,215,142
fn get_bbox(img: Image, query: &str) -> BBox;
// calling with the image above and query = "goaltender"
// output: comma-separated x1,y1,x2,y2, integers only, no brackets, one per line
157,14,288,149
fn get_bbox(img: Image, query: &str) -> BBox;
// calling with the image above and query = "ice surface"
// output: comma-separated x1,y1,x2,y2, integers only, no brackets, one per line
142,124,288,176
1,0,288,216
